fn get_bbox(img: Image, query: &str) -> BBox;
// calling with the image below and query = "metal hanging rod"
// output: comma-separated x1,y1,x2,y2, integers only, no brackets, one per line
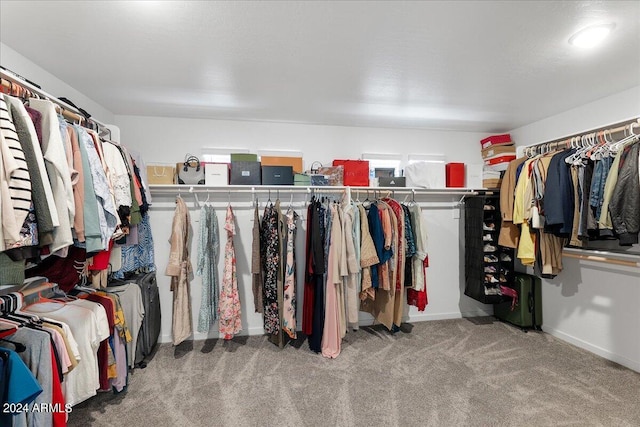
521,117,640,155
0,68,109,131
148,184,479,197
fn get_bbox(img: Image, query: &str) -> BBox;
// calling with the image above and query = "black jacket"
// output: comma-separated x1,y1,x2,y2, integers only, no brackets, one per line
609,142,640,246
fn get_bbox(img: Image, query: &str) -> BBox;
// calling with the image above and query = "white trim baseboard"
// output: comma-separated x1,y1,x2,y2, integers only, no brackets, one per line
543,326,640,373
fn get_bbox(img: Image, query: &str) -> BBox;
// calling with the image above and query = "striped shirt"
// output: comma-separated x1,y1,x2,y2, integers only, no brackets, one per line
0,97,31,228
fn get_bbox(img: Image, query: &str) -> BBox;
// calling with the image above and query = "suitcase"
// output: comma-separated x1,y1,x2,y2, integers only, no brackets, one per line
494,273,542,331
131,271,161,366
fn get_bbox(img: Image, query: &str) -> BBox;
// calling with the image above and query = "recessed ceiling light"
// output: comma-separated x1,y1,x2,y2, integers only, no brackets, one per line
569,24,615,48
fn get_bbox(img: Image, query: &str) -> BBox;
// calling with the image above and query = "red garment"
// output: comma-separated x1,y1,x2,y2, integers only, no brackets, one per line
25,245,87,292
88,240,114,271
302,203,315,336
407,256,429,311
81,294,115,390
50,347,67,427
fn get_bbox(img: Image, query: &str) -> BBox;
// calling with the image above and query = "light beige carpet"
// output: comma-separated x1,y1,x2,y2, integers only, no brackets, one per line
69,318,640,426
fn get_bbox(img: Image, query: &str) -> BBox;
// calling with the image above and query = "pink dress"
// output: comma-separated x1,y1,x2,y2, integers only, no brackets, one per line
321,204,342,359
219,206,242,339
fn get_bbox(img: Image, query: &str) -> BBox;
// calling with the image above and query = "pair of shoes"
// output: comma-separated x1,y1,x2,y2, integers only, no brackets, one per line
484,286,501,295
483,234,493,241
500,254,512,262
485,274,499,284
483,222,495,231
483,204,496,211
484,255,498,263
484,244,497,252
484,265,497,273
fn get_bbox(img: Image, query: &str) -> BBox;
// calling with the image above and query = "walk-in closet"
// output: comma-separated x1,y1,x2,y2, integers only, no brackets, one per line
1,1,639,426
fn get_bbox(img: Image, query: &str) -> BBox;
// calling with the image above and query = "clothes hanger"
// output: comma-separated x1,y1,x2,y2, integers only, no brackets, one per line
0,338,26,352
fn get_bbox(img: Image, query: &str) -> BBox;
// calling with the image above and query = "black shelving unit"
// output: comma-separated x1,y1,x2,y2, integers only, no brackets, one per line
464,193,515,304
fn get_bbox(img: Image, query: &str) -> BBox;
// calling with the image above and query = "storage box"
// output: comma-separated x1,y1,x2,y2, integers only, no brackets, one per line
405,161,445,189
310,175,329,186
230,161,261,185
484,155,517,170
260,156,303,174
445,163,465,188
146,164,176,185
261,166,294,185
294,173,311,186
482,178,502,189
481,144,515,159
332,159,369,186
230,153,258,162
480,134,512,149
204,163,229,186
317,166,344,186
378,177,406,187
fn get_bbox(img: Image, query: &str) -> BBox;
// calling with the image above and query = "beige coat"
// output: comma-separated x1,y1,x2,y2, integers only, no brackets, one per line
165,196,193,345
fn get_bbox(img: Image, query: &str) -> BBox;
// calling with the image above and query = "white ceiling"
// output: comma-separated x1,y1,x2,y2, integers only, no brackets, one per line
1,1,639,132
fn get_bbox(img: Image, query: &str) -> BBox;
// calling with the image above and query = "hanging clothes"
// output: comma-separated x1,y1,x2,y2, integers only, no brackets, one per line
322,203,342,359
305,199,326,353
261,201,281,335
165,196,193,345
251,204,263,313
196,204,219,333
219,206,242,340
282,208,298,339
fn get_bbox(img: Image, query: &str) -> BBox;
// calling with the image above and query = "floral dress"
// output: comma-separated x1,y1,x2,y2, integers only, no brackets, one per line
219,206,242,339
261,203,280,334
282,209,298,339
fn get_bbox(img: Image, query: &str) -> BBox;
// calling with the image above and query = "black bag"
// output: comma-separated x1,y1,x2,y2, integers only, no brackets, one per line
177,155,205,185
131,272,161,366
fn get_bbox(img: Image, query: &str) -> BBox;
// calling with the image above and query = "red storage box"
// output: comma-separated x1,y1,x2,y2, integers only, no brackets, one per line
484,155,517,166
446,163,465,188
480,133,512,149
332,159,369,186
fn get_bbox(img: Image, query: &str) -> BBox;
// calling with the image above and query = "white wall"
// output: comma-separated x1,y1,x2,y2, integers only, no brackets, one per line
0,42,115,123
115,114,492,343
510,85,640,372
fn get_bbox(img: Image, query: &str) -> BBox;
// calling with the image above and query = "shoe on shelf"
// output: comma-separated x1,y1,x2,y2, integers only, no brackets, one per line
500,254,512,262
499,274,508,283
484,286,502,295
483,223,495,231
484,266,497,273
483,204,496,211
484,255,498,263
483,234,493,241
483,244,497,252
484,274,500,284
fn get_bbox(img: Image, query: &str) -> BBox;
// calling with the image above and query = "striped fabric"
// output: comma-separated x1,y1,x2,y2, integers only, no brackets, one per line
0,97,31,228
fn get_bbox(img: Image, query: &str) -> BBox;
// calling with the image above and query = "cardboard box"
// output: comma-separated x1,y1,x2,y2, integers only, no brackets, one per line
405,161,446,189
260,156,303,174
378,177,406,187
230,161,261,185
481,144,515,159
480,134,512,149
294,173,311,186
261,166,294,185
484,155,517,167
230,153,258,162
204,163,229,186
